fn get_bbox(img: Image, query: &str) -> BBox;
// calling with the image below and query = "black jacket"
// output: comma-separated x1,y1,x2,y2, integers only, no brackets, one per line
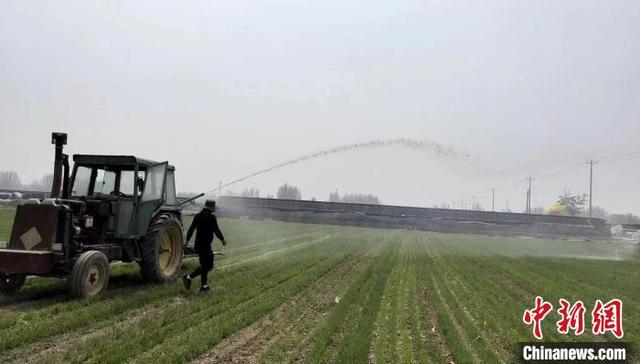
186,208,225,251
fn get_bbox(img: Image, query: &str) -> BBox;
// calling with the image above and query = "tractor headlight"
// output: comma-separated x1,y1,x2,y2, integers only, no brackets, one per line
84,216,94,228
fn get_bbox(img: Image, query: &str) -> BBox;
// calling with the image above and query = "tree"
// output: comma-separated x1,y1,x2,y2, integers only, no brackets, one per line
556,190,587,216
341,193,381,204
327,190,381,204
608,213,640,225
587,206,608,219
277,184,302,200
239,188,260,198
26,174,53,191
0,171,22,189
532,206,545,215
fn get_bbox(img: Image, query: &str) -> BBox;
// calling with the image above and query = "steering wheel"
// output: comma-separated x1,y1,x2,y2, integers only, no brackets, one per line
110,191,127,197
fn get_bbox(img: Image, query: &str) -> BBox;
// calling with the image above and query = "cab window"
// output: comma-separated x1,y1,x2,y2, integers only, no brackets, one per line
94,169,116,195
71,166,92,197
119,170,136,196
142,164,166,201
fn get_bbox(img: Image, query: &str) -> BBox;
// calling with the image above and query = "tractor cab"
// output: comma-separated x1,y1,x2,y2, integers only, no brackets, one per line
69,155,178,239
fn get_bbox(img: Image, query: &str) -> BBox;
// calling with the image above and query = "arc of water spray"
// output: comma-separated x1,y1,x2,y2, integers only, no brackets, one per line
205,138,463,193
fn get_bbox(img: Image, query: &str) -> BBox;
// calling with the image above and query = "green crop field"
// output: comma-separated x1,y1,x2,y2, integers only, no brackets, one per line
0,207,638,363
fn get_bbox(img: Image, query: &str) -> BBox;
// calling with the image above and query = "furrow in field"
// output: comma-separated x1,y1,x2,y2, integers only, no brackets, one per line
426,236,526,354
211,233,321,266
421,237,483,363
371,264,403,363
260,243,386,364
194,245,373,364
469,257,613,343
428,272,481,363
393,265,417,363
218,234,334,271
303,237,399,364
0,230,313,311
370,237,422,364
437,266,512,363
428,234,615,345
224,233,317,253
62,253,337,363
411,235,454,363
417,282,454,363
0,234,337,355
425,244,513,362
439,252,607,343
129,256,346,363
3,296,188,364
397,240,419,364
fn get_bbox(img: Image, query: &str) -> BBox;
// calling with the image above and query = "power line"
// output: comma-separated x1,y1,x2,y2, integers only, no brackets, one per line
596,150,640,161
599,154,640,164
494,177,528,192
536,162,584,180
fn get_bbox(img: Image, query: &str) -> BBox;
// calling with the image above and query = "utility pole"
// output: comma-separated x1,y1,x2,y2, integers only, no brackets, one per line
491,187,495,212
525,176,533,214
586,159,598,217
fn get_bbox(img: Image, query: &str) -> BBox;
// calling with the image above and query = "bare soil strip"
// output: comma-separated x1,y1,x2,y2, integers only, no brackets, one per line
293,260,370,364
419,284,455,363
411,234,454,364
192,247,371,364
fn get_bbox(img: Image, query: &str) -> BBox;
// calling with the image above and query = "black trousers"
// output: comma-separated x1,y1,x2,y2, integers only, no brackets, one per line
190,250,214,286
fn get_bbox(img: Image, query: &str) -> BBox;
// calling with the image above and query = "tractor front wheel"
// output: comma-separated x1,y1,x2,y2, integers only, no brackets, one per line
139,213,184,283
70,251,110,299
0,273,26,295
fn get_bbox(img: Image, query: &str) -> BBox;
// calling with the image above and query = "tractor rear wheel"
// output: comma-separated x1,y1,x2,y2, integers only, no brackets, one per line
0,273,26,295
139,213,184,283
70,250,110,299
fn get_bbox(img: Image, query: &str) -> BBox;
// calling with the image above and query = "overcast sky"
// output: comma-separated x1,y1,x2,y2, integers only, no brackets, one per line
1,0,639,215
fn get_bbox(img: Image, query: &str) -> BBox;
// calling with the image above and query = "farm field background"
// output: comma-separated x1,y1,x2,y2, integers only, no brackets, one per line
0,207,638,363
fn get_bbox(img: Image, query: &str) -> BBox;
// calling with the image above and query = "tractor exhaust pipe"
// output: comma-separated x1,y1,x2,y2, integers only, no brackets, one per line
50,132,68,199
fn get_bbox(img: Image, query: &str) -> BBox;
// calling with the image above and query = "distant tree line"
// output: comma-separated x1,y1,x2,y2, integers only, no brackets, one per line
277,184,302,200
223,188,261,198
539,190,640,224
0,170,53,191
328,190,381,205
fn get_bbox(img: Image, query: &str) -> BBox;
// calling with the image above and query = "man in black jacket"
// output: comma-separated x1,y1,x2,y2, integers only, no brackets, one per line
182,200,226,292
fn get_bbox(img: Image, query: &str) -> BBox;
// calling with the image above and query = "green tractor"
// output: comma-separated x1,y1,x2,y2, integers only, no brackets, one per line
0,133,202,298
